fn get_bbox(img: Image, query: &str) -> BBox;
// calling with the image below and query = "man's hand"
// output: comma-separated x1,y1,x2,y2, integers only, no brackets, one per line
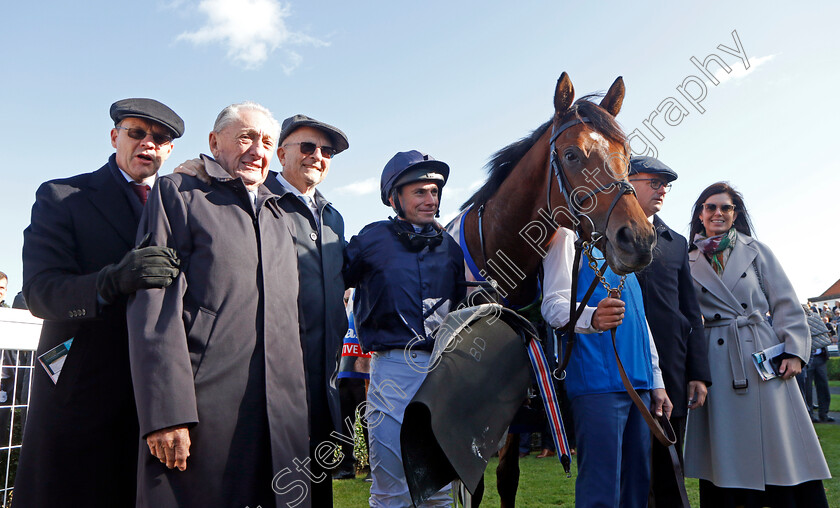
591,297,625,331
687,380,708,409
651,388,673,419
778,357,802,380
146,425,191,471
95,234,180,304
174,158,209,184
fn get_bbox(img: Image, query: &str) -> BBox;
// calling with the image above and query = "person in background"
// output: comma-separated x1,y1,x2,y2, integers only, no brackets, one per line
684,181,830,508
802,304,834,423
333,288,371,480
0,272,7,308
627,156,711,507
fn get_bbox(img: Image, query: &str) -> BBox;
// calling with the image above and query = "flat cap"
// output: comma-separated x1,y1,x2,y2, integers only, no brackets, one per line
629,156,678,182
110,98,185,139
279,114,349,154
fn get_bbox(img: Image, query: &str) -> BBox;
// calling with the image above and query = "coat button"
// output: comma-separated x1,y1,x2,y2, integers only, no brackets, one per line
741,272,747,278
701,287,708,293
718,338,725,345
309,232,318,241
741,303,747,309
714,313,721,320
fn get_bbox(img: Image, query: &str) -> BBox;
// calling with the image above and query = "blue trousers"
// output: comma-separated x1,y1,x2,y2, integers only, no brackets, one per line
571,391,651,508
367,349,452,507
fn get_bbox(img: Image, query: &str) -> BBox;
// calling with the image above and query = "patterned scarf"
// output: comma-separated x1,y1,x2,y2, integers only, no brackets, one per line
693,228,738,275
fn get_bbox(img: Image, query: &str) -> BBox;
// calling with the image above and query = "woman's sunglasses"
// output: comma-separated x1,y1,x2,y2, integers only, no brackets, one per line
701,203,736,213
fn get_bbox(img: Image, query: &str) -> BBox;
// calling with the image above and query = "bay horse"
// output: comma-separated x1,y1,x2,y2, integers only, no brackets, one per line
449,72,656,506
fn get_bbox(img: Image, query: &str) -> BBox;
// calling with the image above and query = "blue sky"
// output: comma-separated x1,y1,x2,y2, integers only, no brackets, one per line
1,1,838,302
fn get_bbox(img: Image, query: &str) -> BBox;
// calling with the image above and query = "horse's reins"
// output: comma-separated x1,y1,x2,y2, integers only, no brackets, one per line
547,114,690,507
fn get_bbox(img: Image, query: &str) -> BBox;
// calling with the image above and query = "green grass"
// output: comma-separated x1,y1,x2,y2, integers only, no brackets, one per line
334,426,840,506
832,394,840,413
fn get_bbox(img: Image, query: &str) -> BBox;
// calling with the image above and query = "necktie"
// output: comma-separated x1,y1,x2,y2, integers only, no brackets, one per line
131,183,151,205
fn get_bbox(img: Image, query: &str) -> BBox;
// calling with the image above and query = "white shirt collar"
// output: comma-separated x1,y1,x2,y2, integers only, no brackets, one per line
117,167,156,187
277,173,316,200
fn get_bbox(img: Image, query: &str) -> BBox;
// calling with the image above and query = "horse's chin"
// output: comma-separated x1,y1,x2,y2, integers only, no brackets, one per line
605,245,653,276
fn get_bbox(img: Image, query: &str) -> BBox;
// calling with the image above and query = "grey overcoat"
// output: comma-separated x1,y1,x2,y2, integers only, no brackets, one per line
127,159,311,508
684,233,830,489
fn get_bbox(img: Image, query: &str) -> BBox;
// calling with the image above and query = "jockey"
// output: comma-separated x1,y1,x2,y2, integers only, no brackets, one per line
343,150,466,507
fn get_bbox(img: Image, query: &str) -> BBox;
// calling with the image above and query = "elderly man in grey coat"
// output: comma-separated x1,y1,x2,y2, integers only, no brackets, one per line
127,102,311,508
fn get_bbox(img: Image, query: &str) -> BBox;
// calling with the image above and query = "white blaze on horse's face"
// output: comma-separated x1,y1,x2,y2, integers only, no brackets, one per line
587,131,609,154
576,130,624,179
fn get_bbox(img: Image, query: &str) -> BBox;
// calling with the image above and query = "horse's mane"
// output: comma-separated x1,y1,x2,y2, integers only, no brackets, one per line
461,94,626,211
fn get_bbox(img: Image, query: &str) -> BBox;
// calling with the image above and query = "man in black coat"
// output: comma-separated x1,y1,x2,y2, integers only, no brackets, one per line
16,99,183,507
629,156,712,508
270,114,350,506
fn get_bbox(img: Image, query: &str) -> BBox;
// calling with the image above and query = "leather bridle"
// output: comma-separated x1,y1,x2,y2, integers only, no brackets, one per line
546,114,636,250
547,114,685,501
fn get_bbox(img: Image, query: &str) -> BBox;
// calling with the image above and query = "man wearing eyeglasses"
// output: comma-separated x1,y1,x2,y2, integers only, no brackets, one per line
628,156,711,508
15,98,183,507
271,114,351,507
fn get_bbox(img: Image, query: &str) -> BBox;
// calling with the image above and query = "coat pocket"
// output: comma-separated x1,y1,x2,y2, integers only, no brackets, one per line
187,307,217,379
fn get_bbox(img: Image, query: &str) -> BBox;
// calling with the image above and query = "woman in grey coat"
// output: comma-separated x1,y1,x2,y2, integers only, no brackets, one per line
684,182,830,507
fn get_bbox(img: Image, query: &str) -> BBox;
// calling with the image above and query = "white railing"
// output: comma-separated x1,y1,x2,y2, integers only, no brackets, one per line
0,308,42,507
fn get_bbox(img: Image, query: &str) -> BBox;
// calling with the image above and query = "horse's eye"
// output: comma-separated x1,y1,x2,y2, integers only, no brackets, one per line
564,150,578,162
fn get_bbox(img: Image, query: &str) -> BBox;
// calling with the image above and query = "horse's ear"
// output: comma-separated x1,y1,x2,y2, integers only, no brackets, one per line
554,72,575,115
600,76,625,117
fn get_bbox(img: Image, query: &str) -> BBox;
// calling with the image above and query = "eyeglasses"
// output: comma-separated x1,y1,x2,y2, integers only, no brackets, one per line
701,203,736,213
629,178,672,192
116,126,173,146
284,141,337,159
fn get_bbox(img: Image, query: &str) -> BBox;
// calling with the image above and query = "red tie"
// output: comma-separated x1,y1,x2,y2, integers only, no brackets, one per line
131,183,151,205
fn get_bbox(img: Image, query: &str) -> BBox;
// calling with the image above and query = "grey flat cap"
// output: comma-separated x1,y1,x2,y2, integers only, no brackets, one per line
279,114,349,154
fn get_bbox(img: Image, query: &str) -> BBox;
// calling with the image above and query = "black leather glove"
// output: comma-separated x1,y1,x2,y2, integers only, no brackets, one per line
96,234,180,304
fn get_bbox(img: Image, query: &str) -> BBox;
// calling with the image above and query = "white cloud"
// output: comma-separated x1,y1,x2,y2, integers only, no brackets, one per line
176,0,327,71
710,54,776,87
333,177,379,196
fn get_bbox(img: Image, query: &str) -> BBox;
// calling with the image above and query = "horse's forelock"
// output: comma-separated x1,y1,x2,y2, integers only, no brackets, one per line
566,94,627,146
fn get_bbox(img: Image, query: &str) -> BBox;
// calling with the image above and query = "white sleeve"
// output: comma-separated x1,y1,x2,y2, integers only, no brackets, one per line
647,319,665,390
540,227,599,333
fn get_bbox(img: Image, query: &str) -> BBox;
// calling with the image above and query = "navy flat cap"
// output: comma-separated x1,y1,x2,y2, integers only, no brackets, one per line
629,156,678,182
110,98,185,138
279,114,349,154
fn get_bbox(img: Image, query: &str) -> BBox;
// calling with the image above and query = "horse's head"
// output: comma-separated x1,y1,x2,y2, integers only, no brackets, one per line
549,72,655,274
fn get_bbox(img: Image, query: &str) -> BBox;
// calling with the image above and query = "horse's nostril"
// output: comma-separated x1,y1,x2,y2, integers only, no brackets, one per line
615,226,633,249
